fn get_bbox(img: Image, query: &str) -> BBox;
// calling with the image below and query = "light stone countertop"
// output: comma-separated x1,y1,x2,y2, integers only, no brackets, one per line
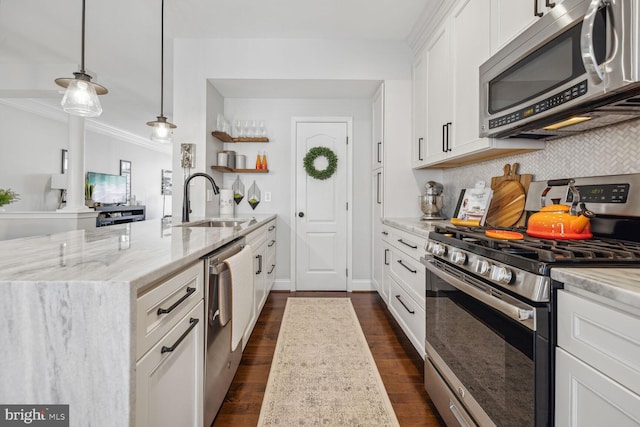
0,214,276,426
551,268,640,313
383,217,450,238
0,214,276,291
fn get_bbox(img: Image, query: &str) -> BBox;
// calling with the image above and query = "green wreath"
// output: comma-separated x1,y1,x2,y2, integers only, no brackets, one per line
303,146,338,180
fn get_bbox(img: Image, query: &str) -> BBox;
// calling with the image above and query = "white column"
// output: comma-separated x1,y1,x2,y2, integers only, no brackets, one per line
62,115,91,212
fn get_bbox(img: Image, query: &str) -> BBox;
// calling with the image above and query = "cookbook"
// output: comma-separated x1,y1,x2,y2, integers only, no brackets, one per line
452,185,493,226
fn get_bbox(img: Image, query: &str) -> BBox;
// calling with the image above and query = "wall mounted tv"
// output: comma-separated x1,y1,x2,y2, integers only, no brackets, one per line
87,172,127,205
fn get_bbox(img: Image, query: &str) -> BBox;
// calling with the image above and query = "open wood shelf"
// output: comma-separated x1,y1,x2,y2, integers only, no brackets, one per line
212,131,269,143
211,166,269,173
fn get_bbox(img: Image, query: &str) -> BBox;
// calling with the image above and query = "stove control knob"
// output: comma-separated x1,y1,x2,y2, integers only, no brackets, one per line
491,266,513,284
426,241,435,254
451,250,467,266
432,244,447,257
475,260,491,276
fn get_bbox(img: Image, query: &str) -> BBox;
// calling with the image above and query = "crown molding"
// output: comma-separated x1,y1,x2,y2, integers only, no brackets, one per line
407,0,456,56
0,98,171,154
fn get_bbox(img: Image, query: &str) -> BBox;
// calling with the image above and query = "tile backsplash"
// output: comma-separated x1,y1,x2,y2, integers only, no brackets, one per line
441,118,640,217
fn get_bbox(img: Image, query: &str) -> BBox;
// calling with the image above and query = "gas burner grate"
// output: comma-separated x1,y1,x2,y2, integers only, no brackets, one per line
432,225,640,264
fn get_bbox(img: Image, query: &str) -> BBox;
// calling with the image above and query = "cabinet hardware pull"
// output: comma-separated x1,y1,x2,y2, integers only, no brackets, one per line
442,124,447,153
256,254,263,274
398,239,418,249
157,287,196,316
268,225,276,231
384,249,390,265
418,137,424,160
534,0,543,16
397,259,417,273
382,231,389,236
377,172,382,204
268,264,276,274
445,122,452,152
545,0,555,7
268,240,276,247
161,317,199,354
377,141,382,163
395,295,415,314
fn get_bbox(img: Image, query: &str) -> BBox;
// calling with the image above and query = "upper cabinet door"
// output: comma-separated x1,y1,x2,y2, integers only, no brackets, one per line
424,24,451,165
449,0,491,154
491,0,566,54
412,51,427,168
371,83,384,170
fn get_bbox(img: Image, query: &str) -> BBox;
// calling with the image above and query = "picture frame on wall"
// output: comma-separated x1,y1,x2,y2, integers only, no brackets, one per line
61,149,68,174
120,160,131,203
161,169,172,195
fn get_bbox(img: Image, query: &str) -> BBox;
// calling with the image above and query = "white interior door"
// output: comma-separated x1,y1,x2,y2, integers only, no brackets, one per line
295,121,348,291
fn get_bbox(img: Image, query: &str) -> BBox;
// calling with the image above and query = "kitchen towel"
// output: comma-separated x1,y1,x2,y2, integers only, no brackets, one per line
222,244,254,352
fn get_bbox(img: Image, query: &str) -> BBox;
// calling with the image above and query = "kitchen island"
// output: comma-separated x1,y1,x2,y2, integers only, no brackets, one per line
0,215,275,426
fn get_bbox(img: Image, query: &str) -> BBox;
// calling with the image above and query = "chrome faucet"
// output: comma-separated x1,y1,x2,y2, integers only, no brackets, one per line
182,172,220,223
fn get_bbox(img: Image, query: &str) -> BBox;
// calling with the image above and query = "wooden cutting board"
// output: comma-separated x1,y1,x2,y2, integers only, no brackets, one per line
485,180,526,227
487,163,533,227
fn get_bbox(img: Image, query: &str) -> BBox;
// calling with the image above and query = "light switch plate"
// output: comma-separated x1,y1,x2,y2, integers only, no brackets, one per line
264,191,272,202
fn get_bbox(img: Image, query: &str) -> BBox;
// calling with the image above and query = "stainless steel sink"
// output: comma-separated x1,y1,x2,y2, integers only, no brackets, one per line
176,218,255,228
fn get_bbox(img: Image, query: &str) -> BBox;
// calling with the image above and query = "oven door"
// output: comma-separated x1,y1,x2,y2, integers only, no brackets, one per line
424,258,550,427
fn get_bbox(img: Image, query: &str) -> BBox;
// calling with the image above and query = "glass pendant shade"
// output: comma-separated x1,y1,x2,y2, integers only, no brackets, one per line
147,116,176,143
59,78,103,117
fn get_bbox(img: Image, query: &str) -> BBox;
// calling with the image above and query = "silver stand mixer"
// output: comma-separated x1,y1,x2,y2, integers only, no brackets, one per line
420,181,446,220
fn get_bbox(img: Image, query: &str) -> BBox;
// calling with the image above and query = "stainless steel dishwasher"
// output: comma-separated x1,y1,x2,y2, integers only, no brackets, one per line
203,237,245,427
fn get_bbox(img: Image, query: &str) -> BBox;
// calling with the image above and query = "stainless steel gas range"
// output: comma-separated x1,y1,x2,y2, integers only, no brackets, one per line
421,174,640,427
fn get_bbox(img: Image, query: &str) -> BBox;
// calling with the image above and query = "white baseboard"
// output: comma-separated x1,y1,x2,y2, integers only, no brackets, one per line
272,279,293,291
350,279,374,292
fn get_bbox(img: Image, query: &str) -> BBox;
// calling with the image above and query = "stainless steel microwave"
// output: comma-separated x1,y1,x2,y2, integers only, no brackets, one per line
479,0,640,140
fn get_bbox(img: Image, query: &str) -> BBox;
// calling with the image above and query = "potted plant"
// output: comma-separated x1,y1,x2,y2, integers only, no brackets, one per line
0,188,20,208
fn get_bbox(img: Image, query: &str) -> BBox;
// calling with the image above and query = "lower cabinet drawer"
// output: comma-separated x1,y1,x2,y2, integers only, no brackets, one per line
136,262,204,359
388,274,425,357
389,227,427,259
389,248,425,306
557,290,640,395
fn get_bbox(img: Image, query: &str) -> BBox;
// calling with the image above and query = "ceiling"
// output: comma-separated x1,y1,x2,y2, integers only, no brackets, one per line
0,0,434,142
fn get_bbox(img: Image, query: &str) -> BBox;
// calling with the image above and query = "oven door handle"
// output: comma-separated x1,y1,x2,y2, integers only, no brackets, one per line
425,259,535,331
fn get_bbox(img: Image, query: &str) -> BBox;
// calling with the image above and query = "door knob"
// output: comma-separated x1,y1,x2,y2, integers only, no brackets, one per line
298,212,305,217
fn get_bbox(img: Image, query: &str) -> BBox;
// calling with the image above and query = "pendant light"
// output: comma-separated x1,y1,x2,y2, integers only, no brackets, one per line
55,0,108,117
146,0,176,143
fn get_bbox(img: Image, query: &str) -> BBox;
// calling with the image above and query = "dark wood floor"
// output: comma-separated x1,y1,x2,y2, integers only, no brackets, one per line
212,291,444,427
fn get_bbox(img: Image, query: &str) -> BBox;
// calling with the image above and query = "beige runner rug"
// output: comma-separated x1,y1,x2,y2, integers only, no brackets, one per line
257,297,400,426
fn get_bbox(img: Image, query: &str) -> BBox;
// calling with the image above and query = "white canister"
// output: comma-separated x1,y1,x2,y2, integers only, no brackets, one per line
236,154,246,169
217,152,228,167
219,189,234,216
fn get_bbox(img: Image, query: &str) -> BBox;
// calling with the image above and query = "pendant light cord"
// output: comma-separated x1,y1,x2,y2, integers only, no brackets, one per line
160,0,165,117
80,0,86,74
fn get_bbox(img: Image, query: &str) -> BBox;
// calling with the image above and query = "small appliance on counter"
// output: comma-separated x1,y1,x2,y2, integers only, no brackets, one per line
420,181,445,220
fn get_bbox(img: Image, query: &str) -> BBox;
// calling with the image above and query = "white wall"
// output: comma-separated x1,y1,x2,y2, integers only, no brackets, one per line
0,102,171,220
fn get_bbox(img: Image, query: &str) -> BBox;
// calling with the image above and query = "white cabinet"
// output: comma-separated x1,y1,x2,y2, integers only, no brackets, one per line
412,0,545,169
412,50,427,166
265,222,277,291
423,23,450,167
371,84,384,170
490,0,567,53
372,169,384,296
556,290,640,426
244,219,276,346
136,262,205,427
383,224,428,357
